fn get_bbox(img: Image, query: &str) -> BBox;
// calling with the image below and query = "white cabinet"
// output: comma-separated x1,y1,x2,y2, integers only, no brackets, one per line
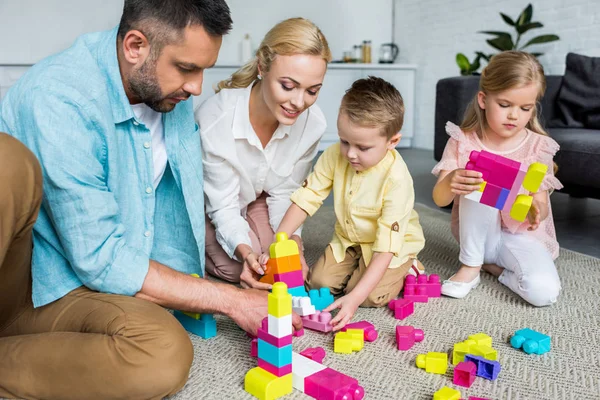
195,64,417,150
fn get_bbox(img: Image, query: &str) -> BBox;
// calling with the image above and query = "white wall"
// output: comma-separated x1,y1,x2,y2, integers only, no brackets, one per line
394,0,600,150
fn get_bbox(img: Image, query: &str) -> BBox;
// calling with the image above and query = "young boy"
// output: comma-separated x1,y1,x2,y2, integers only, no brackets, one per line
275,77,425,330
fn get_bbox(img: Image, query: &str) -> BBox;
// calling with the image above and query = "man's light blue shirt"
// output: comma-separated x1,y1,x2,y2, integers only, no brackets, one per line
0,28,205,307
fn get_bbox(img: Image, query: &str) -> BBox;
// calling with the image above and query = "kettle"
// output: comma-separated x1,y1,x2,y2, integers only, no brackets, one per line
379,43,399,64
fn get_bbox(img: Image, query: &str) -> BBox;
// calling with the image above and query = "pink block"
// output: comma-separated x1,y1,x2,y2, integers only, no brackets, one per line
480,182,502,208
273,270,304,288
301,311,333,332
342,321,378,342
502,167,526,213
467,397,491,400
300,347,326,363
388,298,414,320
395,325,424,350
403,283,428,302
257,358,292,377
453,361,477,388
489,156,520,189
257,324,292,348
293,328,304,337
250,338,258,358
404,274,441,298
304,368,365,400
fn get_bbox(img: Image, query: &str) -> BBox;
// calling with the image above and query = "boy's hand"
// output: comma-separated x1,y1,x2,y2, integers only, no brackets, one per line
323,293,361,331
240,252,272,291
527,198,542,231
449,169,484,195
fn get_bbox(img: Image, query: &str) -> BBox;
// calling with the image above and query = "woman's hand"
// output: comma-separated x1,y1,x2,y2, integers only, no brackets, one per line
323,293,361,331
449,169,484,195
239,252,272,290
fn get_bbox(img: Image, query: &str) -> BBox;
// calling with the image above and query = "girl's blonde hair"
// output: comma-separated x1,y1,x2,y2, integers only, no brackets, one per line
461,51,548,139
216,17,331,92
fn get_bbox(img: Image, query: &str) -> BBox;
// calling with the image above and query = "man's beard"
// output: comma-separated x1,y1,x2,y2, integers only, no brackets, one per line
128,57,175,113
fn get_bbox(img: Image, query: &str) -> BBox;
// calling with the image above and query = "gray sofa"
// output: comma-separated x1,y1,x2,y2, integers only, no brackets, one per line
434,75,600,199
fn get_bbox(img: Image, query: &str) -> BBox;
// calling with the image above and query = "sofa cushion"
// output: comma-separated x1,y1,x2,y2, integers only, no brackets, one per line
549,128,600,189
556,53,600,129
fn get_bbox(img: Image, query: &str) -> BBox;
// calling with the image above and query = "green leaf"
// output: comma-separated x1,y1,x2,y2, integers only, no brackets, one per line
476,52,492,62
479,30,512,37
521,34,560,49
456,53,470,73
500,13,515,26
530,52,544,57
517,22,543,34
471,57,481,72
487,36,515,51
517,4,533,26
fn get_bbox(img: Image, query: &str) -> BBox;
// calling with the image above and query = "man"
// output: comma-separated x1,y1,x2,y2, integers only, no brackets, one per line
0,1,300,399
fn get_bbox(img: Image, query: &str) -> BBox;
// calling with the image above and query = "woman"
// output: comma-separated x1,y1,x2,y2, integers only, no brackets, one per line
196,17,331,289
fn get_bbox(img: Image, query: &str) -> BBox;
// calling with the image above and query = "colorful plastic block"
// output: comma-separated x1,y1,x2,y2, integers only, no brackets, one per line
416,351,448,374
257,339,292,368
342,321,378,342
416,352,448,374
258,358,293,377
273,270,304,288
287,286,309,297
522,162,547,192
268,314,292,338
404,274,442,298
244,366,293,400
395,325,424,351
251,338,258,358
433,386,461,400
304,367,365,400
334,329,364,354
301,311,333,333
264,254,302,276
510,328,551,355
269,232,299,258
308,288,334,311
388,298,414,320
293,328,304,337
403,283,428,302
291,352,327,392
467,397,491,400
268,282,292,318
464,355,501,380
258,318,292,348
300,347,326,363
173,312,217,339
468,333,492,347
480,181,503,207
452,341,471,365
292,296,316,316
453,335,497,365
511,194,533,222
453,361,477,388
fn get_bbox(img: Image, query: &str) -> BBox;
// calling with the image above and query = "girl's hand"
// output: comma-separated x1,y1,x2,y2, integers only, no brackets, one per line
323,293,361,331
527,199,542,231
240,252,272,290
449,169,484,195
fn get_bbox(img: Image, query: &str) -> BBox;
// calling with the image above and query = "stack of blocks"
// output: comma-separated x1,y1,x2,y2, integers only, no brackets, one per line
452,333,501,381
260,233,308,297
244,282,293,400
464,150,548,222
173,274,217,339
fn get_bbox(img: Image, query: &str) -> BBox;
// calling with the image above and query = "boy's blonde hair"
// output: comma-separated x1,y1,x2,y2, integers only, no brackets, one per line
216,17,331,92
340,76,404,139
461,51,549,138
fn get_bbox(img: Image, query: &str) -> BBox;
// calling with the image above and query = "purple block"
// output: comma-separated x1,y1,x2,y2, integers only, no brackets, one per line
342,321,378,342
257,358,292,377
480,182,502,208
388,298,414,320
273,270,304,288
304,368,365,400
494,188,510,209
465,354,501,380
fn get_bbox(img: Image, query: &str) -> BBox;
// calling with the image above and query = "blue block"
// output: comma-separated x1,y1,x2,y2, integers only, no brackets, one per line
510,328,551,355
287,286,308,297
174,311,217,339
495,188,510,209
309,288,334,311
465,354,501,380
257,339,292,368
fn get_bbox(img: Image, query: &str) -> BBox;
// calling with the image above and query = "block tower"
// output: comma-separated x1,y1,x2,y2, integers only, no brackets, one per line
245,282,294,400
260,232,308,297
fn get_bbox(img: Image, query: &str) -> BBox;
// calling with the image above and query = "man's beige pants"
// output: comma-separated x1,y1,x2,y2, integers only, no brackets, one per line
0,133,193,400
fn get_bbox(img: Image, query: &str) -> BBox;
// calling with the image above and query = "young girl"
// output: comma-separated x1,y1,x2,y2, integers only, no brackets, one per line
432,51,562,307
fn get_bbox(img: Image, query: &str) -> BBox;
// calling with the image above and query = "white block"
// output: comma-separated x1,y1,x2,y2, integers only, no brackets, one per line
465,190,483,203
292,352,327,392
292,297,316,316
268,314,292,338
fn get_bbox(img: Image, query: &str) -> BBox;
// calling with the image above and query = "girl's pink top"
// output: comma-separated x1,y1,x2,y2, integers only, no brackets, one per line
432,122,563,259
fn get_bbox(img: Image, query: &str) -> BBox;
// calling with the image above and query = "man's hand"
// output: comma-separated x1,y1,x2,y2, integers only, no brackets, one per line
239,252,272,290
228,288,303,336
527,198,542,231
323,293,361,332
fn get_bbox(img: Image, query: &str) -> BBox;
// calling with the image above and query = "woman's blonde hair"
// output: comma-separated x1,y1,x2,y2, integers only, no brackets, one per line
461,51,548,139
215,17,331,92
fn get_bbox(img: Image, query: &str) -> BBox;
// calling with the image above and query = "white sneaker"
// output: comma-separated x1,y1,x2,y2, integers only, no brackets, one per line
441,274,480,299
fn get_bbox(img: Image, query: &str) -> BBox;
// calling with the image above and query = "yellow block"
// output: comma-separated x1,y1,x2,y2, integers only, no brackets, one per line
244,367,293,400
478,181,487,192
334,329,364,354
523,162,548,192
269,232,299,258
416,352,448,374
452,341,471,365
268,282,292,318
468,333,492,347
433,386,461,400
453,338,498,365
510,194,533,222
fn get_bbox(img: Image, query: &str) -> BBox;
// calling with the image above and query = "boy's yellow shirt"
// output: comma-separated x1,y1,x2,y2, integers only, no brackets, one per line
291,143,425,268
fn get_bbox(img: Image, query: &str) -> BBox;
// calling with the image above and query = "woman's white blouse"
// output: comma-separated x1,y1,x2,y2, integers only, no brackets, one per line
195,84,327,258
